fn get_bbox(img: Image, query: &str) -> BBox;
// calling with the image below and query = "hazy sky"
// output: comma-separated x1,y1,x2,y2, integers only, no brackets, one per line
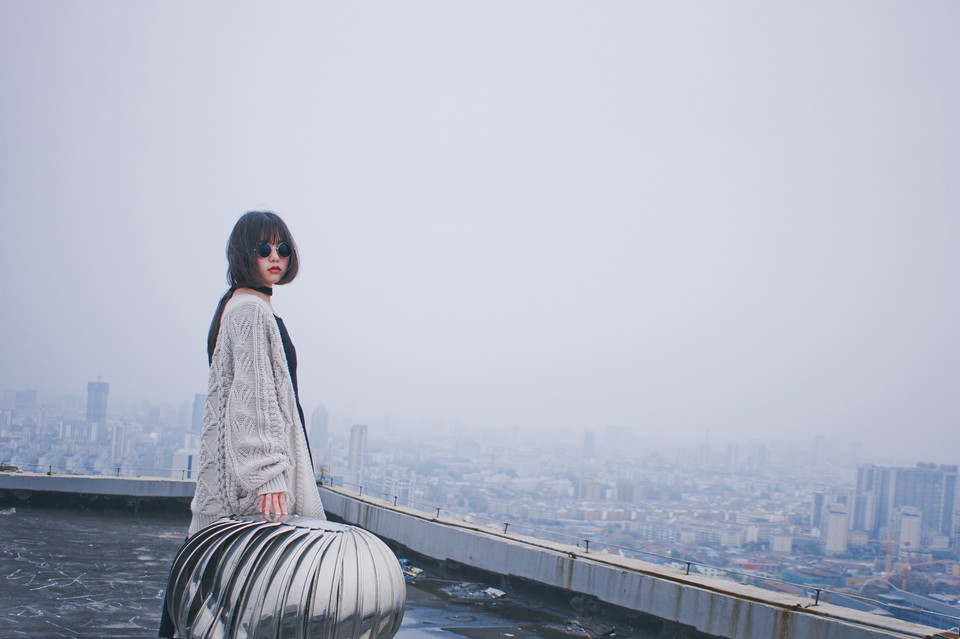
1,2,957,461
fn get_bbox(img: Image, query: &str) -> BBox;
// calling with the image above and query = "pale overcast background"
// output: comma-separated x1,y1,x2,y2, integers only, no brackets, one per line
1,2,957,462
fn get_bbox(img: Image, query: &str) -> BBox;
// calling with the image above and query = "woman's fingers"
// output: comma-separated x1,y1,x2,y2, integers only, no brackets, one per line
258,492,287,520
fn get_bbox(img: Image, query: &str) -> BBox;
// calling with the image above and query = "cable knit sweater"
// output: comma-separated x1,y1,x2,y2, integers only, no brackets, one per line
189,294,325,536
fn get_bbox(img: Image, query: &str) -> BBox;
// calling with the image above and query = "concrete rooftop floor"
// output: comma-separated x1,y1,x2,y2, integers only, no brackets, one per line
0,505,638,638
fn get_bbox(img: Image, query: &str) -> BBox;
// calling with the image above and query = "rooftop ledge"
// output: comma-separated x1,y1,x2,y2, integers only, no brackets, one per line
319,484,954,639
0,470,195,498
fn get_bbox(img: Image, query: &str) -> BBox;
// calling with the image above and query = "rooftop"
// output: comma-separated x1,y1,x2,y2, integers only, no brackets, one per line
0,505,638,638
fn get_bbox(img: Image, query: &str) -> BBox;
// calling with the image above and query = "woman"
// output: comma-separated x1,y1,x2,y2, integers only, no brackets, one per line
190,210,325,534
160,211,324,637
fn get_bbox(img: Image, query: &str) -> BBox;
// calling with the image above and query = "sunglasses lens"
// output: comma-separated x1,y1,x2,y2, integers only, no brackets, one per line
257,244,272,258
277,243,291,258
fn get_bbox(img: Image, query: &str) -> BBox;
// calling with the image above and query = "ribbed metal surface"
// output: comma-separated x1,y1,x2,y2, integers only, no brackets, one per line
165,516,406,639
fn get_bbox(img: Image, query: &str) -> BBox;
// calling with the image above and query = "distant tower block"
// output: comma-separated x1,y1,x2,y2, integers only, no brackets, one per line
191,393,205,431
349,424,368,489
894,506,923,555
583,430,596,458
824,505,849,555
86,381,109,425
311,404,329,466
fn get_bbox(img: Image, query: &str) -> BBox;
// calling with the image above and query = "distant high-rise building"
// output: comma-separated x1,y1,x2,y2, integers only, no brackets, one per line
856,464,880,493
699,438,711,469
953,506,960,550
893,506,923,555
854,462,957,545
583,430,596,458
311,404,329,468
754,443,766,471
912,463,957,537
110,422,128,466
726,443,739,473
86,381,109,425
191,393,206,431
823,505,848,555
348,424,368,488
852,491,878,534
812,492,826,529
36,407,47,437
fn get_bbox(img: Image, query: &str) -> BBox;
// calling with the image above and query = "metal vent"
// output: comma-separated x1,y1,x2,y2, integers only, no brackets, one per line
166,515,406,639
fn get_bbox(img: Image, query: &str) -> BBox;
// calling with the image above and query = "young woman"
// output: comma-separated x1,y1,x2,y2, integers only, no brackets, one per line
160,211,325,636
190,210,326,534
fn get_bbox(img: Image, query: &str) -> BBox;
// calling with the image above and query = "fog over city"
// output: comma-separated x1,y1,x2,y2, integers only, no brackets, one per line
1,3,957,464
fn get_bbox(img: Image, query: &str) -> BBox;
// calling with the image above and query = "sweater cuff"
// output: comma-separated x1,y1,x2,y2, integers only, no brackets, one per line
258,475,288,497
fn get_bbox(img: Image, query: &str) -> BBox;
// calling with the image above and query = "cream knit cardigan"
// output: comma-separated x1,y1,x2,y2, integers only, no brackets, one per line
189,294,325,536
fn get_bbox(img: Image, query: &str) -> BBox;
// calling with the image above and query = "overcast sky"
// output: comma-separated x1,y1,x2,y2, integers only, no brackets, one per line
1,2,957,462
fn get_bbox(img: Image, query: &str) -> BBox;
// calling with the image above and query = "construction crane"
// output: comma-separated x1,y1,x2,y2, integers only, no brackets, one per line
899,559,954,591
856,535,911,580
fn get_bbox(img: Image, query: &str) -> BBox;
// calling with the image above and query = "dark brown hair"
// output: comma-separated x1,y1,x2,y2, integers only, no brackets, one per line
206,211,300,363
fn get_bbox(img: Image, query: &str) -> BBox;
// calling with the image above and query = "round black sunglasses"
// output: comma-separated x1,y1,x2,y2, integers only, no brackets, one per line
256,242,291,258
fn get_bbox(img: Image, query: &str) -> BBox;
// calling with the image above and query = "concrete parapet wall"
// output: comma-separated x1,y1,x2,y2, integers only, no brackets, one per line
0,471,195,499
320,486,943,639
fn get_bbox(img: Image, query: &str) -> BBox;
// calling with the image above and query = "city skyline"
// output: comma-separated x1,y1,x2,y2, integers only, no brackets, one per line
0,377,952,472
7,385,959,586
1,378,955,468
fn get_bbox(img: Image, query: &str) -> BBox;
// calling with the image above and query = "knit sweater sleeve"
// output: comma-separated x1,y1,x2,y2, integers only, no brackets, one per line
221,300,291,497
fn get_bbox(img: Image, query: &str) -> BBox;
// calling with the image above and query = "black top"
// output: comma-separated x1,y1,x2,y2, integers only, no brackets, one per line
274,315,313,467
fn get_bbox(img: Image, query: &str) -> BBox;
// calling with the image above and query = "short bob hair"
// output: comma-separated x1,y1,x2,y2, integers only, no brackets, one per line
207,211,300,363
225,210,300,288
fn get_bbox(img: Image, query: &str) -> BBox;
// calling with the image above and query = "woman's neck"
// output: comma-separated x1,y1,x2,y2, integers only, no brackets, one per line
232,286,274,311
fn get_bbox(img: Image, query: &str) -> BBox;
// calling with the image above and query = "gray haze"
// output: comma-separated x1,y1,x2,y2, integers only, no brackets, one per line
1,3,957,462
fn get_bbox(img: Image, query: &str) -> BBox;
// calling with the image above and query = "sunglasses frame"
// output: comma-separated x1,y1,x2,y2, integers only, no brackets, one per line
256,242,291,259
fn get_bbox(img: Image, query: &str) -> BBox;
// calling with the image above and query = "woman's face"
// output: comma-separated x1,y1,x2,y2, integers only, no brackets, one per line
255,240,290,287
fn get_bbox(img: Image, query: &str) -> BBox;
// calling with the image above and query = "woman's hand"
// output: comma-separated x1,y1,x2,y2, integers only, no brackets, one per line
258,491,287,521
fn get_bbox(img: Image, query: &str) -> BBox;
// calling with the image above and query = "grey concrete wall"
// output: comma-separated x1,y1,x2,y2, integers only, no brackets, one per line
0,471,195,498
319,486,944,639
